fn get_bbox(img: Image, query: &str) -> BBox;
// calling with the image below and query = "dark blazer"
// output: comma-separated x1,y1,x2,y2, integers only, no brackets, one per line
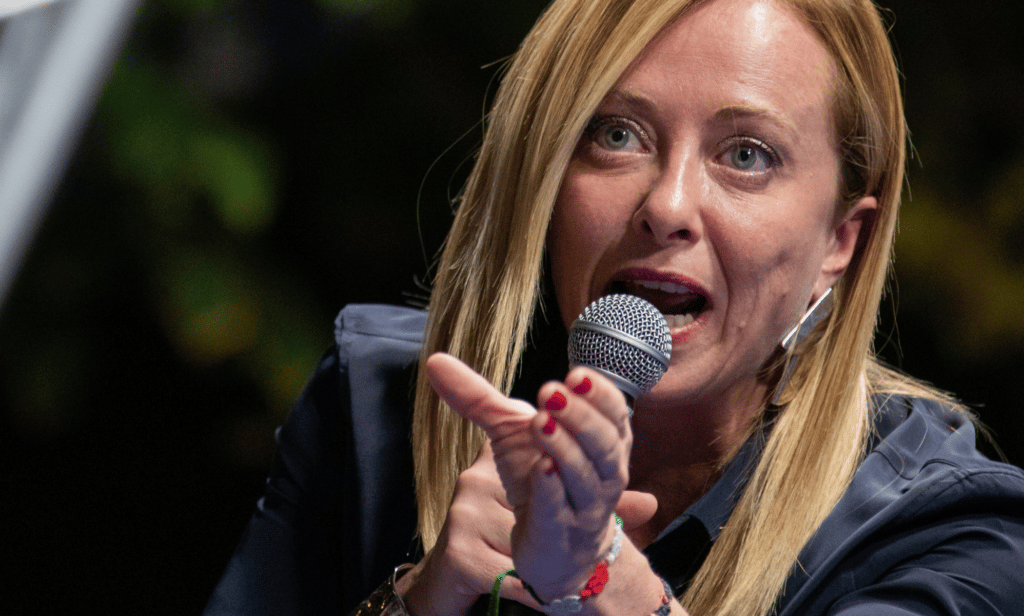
205,304,1024,615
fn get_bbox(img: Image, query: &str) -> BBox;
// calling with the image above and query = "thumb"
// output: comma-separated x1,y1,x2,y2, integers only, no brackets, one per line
426,352,536,440
615,490,658,531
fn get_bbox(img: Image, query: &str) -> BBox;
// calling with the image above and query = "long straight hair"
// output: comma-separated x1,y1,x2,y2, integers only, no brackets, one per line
411,2,947,615
412,0,688,552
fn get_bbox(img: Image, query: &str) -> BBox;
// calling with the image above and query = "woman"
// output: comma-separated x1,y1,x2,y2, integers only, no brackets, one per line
204,0,1024,614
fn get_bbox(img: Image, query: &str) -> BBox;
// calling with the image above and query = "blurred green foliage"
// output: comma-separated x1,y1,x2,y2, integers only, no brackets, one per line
898,182,1024,361
0,0,1021,614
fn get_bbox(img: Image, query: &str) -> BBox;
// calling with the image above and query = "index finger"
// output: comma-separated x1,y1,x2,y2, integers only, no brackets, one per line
426,353,537,440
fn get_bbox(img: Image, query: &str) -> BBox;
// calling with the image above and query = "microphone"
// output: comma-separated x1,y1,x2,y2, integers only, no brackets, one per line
567,294,672,412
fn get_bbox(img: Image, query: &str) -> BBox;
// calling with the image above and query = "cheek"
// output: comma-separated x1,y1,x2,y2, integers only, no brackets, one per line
723,187,835,270
712,200,833,329
554,176,627,238
548,171,636,324
549,182,598,325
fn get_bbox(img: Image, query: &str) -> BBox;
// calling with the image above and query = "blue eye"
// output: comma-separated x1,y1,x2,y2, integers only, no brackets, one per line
597,125,638,151
721,139,778,173
585,116,646,153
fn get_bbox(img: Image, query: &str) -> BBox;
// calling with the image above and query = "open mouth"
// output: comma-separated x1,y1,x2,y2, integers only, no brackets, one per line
607,279,710,329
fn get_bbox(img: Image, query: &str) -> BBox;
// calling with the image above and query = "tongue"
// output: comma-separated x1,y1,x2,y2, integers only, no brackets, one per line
673,294,707,316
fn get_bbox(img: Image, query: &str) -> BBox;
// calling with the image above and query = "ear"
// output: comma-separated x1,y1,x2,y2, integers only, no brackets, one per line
812,195,877,300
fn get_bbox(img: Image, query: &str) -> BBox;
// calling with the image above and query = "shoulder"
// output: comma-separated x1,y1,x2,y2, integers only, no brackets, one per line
778,395,1024,615
281,303,426,439
866,395,1024,512
276,302,427,476
838,393,1024,539
334,303,427,358
271,303,427,501
331,303,426,423
331,303,427,395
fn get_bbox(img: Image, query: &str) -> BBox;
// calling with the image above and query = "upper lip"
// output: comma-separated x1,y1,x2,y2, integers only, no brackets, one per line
604,268,712,315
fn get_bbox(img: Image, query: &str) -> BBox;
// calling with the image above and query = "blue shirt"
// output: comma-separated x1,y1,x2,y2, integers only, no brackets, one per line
204,304,1024,615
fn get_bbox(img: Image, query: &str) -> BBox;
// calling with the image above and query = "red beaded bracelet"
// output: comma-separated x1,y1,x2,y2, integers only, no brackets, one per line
579,561,609,599
547,516,623,614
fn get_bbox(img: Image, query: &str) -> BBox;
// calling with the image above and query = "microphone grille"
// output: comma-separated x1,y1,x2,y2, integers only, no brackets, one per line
567,294,672,400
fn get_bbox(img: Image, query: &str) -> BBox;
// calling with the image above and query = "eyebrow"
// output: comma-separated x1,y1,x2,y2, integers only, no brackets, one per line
602,91,799,134
710,105,799,139
601,88,659,115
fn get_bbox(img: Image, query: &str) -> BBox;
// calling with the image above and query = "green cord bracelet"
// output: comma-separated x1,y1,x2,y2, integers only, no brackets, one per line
489,569,515,616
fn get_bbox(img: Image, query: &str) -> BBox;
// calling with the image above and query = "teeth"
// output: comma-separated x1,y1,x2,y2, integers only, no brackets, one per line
665,313,695,328
635,279,690,295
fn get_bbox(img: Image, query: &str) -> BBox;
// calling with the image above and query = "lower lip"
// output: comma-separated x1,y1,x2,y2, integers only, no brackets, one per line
666,311,707,344
670,328,693,345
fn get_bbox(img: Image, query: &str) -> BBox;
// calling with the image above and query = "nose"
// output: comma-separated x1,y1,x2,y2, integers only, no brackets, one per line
633,150,702,245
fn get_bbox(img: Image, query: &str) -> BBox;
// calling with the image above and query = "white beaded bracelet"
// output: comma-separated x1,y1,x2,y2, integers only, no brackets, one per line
547,515,624,615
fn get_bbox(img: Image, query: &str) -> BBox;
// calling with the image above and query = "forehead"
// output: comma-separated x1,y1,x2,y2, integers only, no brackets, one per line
617,0,836,140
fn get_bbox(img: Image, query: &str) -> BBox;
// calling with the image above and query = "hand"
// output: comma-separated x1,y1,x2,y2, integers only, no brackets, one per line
426,353,658,603
509,366,640,600
398,441,541,616
425,353,541,509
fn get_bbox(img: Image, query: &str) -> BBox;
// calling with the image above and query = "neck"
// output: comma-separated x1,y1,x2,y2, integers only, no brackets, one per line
626,396,761,548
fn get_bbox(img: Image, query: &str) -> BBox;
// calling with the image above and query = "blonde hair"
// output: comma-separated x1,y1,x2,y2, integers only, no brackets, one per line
411,1,958,615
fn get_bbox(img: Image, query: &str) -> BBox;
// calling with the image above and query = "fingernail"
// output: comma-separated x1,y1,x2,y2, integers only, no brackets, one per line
542,413,557,435
545,459,559,476
545,391,567,411
572,377,592,395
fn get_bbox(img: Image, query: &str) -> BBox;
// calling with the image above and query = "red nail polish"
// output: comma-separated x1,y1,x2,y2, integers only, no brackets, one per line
545,391,567,411
572,377,592,395
543,414,557,435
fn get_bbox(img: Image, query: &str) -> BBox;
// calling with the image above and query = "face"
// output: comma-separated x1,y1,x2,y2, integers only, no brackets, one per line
549,0,874,419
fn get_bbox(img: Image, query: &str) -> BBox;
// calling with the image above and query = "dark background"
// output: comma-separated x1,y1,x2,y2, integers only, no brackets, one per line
1,0,1022,614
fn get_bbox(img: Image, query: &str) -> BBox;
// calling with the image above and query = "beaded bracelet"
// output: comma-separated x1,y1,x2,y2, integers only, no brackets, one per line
489,516,623,616
651,576,673,616
547,517,624,614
